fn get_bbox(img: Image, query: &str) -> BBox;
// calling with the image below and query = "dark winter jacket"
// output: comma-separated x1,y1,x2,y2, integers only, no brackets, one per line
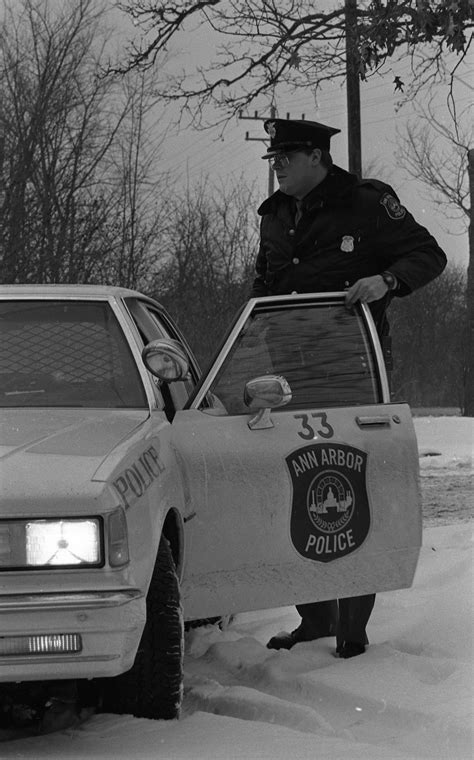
251,165,447,333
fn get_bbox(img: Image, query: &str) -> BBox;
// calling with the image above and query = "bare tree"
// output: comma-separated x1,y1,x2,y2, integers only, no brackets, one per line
114,0,473,127
395,89,472,414
94,70,172,289
396,100,471,227
390,264,466,409
0,0,169,286
151,176,259,363
0,0,117,281
467,148,474,416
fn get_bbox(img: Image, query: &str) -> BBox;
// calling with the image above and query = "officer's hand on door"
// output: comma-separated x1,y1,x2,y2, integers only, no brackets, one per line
345,275,389,307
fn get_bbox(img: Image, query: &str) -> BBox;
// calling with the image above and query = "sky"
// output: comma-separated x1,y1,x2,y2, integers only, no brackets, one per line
1,415,472,758
106,3,473,270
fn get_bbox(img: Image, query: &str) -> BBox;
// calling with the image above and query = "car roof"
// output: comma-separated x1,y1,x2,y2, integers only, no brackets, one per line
0,284,146,298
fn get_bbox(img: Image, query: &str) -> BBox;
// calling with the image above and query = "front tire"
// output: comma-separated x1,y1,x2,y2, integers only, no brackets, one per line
101,536,183,720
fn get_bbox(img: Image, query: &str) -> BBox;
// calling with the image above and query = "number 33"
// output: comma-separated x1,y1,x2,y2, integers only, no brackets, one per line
294,412,334,440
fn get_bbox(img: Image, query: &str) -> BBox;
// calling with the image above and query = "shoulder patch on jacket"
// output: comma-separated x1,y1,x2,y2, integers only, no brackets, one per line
380,192,406,220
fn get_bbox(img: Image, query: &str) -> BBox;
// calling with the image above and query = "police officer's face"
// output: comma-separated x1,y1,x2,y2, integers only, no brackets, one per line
270,150,322,198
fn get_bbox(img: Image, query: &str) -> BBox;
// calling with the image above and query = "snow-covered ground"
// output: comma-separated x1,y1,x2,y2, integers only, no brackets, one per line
1,416,472,760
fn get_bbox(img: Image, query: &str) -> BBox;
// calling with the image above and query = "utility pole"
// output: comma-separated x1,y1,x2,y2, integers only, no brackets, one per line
240,106,277,195
345,0,362,178
239,108,306,196
242,4,362,183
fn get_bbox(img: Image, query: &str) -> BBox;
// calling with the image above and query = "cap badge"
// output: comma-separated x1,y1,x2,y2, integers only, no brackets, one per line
267,121,277,139
340,235,354,253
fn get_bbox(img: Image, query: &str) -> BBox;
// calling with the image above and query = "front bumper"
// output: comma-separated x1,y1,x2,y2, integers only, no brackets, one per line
0,589,145,683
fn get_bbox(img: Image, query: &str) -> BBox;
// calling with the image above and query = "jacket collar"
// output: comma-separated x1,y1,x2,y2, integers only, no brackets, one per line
258,165,358,215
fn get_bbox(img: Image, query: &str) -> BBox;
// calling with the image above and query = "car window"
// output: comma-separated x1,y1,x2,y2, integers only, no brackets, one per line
0,300,147,408
204,304,380,415
125,299,198,411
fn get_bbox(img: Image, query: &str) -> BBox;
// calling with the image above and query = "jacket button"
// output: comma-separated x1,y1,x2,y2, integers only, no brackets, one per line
289,229,295,236
292,257,300,264
291,290,298,294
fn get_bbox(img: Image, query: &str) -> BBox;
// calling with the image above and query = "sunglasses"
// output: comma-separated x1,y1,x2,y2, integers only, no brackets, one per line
268,153,291,170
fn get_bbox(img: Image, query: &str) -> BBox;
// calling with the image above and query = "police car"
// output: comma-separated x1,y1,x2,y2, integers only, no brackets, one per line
0,285,421,720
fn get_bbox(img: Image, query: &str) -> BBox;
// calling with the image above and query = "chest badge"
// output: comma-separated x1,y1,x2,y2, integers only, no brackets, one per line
286,443,371,563
340,235,354,252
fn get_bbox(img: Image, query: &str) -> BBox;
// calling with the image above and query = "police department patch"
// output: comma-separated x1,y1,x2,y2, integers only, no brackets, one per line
380,192,406,220
286,443,370,563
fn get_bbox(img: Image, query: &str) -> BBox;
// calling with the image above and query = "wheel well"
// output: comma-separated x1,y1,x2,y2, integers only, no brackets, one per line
161,509,183,577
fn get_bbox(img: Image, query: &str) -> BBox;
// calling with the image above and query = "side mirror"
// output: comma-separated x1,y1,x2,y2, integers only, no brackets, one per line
142,339,189,382
244,375,292,410
244,375,292,429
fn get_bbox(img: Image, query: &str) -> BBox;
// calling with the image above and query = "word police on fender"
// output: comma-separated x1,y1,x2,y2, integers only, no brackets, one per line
113,445,165,509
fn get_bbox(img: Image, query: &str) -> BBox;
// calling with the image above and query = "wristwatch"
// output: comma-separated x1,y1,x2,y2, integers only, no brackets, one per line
381,271,398,291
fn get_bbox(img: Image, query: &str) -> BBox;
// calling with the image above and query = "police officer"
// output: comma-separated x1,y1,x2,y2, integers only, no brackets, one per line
252,117,447,658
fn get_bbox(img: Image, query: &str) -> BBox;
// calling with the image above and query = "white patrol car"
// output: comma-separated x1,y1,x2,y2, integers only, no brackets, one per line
0,285,421,720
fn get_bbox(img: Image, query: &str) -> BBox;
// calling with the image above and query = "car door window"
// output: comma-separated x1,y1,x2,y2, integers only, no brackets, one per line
203,304,380,415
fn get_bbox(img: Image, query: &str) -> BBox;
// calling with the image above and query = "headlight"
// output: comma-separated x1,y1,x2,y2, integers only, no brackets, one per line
26,520,101,566
0,518,103,569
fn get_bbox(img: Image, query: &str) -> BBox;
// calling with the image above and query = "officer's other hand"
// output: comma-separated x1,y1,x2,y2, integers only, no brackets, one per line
345,275,388,307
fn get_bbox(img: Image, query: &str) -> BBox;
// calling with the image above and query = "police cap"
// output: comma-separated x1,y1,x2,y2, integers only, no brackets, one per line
262,118,340,158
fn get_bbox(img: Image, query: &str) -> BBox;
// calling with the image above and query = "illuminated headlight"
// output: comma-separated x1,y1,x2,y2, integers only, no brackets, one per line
26,520,101,566
0,519,103,569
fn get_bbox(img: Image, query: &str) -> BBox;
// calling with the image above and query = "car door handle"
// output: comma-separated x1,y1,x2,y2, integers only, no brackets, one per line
356,415,391,428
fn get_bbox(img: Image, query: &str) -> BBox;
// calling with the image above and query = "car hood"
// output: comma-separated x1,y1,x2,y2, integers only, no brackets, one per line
0,409,150,510
0,408,149,458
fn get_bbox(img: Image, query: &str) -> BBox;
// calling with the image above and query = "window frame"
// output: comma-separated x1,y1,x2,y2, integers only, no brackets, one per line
187,293,389,411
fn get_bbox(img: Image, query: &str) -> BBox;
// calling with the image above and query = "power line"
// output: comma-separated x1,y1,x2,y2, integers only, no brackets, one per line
152,76,473,188
153,61,473,173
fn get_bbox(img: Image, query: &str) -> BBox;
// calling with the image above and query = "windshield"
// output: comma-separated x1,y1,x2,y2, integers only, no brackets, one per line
206,303,380,415
0,300,147,408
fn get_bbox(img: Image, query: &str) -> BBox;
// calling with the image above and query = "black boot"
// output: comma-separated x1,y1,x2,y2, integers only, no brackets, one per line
267,622,335,650
336,641,366,659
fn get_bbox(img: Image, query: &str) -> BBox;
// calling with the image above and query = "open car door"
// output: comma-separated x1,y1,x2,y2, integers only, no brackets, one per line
172,294,421,621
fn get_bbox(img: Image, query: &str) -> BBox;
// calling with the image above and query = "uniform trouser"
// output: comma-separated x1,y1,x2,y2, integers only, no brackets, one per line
296,594,376,647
